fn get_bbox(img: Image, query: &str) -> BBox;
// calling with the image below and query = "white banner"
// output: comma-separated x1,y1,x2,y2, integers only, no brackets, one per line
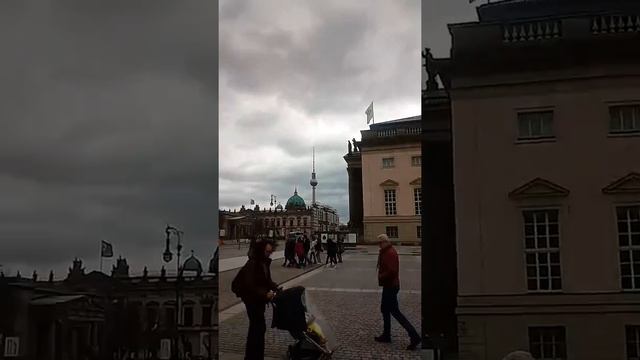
159,339,171,359
200,332,210,357
346,233,357,244
4,337,19,357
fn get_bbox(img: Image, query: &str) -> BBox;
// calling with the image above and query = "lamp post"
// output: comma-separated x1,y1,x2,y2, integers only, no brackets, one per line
163,225,183,360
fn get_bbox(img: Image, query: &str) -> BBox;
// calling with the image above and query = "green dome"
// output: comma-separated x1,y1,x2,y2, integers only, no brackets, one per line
285,189,306,210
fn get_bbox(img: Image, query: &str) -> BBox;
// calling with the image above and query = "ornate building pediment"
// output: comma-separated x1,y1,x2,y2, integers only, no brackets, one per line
409,177,422,186
602,172,640,195
379,179,400,187
508,178,570,200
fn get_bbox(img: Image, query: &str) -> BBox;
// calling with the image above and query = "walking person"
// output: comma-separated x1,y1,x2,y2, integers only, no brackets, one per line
303,235,311,265
231,239,279,360
337,236,344,263
325,237,338,266
282,236,290,267
308,237,318,264
374,234,421,350
295,237,305,268
314,235,323,264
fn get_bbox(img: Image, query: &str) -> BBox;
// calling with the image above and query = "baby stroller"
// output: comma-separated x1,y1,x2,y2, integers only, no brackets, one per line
271,286,338,360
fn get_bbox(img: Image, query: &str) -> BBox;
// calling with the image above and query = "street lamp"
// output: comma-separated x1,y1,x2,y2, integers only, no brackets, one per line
163,225,183,360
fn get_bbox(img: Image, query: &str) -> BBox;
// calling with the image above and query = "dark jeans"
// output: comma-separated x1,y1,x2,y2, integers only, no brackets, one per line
244,302,266,360
380,287,420,340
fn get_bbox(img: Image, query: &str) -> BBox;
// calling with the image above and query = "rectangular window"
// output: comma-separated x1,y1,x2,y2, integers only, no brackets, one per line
384,189,397,216
382,157,395,168
523,209,562,291
417,226,422,239
414,188,422,215
518,111,554,140
627,325,640,360
303,218,307,226
276,219,280,226
610,105,640,134
183,307,194,327
618,205,640,290
165,307,175,329
386,226,398,238
411,156,422,167
529,326,567,360
202,306,212,327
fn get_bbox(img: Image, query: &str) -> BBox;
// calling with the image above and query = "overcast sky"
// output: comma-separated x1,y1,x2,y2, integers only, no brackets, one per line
219,0,423,223
0,1,217,279
423,1,477,58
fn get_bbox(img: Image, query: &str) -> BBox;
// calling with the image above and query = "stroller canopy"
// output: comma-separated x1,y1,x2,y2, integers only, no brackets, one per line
271,286,308,336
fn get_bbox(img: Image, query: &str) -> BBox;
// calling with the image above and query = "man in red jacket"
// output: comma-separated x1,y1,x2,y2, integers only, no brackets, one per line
375,234,421,350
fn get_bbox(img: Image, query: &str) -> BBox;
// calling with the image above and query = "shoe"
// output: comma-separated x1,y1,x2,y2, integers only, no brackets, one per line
374,335,391,343
407,337,421,350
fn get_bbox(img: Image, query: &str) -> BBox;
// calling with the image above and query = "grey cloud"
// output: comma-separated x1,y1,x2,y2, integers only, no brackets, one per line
0,1,217,277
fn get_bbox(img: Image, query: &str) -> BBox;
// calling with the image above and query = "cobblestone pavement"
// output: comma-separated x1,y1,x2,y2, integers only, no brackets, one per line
219,248,422,359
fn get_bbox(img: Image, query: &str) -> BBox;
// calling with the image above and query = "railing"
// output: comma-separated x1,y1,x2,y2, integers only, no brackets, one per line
374,127,421,137
592,15,640,34
503,20,561,42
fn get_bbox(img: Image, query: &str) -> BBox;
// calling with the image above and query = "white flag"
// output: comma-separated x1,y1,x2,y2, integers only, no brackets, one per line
365,102,374,124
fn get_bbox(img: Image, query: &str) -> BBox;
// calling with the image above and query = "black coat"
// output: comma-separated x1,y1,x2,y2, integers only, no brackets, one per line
236,253,278,304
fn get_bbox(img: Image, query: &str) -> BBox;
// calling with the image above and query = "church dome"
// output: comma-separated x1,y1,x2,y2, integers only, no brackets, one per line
182,252,203,275
285,189,306,210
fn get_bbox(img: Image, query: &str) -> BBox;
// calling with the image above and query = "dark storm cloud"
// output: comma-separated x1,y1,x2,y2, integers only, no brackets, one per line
0,1,217,278
220,0,422,223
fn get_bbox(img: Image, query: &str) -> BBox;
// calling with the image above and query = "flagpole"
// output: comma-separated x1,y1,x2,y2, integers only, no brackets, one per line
100,242,103,273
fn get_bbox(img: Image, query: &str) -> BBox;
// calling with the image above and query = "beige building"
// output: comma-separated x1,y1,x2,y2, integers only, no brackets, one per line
439,1,640,359
219,189,339,241
345,116,422,244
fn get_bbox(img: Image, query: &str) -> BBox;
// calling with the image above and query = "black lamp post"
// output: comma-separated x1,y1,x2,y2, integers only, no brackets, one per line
163,225,183,359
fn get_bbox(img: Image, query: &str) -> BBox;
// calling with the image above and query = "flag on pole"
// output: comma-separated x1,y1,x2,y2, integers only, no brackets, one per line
365,102,374,124
101,241,113,258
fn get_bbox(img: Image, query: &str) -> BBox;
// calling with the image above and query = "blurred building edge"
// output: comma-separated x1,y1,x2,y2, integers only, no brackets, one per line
344,115,422,245
424,0,640,359
0,257,217,360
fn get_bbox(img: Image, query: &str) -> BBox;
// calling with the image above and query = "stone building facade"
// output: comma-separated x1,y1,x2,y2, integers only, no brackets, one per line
345,116,422,244
219,189,339,241
0,256,217,360
436,0,640,358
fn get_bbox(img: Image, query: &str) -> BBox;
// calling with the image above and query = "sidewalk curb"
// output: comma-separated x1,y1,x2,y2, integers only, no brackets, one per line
219,263,324,313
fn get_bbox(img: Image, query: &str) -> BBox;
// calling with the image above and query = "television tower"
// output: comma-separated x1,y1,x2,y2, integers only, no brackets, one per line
310,147,318,205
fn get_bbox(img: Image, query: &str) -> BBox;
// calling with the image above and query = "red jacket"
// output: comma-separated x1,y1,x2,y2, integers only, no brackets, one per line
295,242,304,257
378,245,400,288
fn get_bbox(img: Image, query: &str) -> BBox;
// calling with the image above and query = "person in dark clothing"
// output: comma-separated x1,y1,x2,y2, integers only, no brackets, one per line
314,236,323,263
235,239,279,359
283,237,294,267
295,238,305,268
325,238,338,266
337,236,344,263
374,234,421,350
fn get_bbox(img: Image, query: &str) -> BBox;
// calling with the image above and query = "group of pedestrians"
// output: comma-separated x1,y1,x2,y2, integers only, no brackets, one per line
282,234,345,268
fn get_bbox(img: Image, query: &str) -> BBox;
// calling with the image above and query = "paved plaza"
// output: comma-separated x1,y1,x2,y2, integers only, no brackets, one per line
219,246,423,360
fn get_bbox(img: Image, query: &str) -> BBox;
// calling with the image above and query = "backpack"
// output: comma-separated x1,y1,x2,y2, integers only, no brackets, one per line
231,264,249,298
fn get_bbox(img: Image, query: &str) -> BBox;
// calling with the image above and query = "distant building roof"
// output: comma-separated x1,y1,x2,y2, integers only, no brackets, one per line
30,295,85,306
369,115,421,130
476,0,640,23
